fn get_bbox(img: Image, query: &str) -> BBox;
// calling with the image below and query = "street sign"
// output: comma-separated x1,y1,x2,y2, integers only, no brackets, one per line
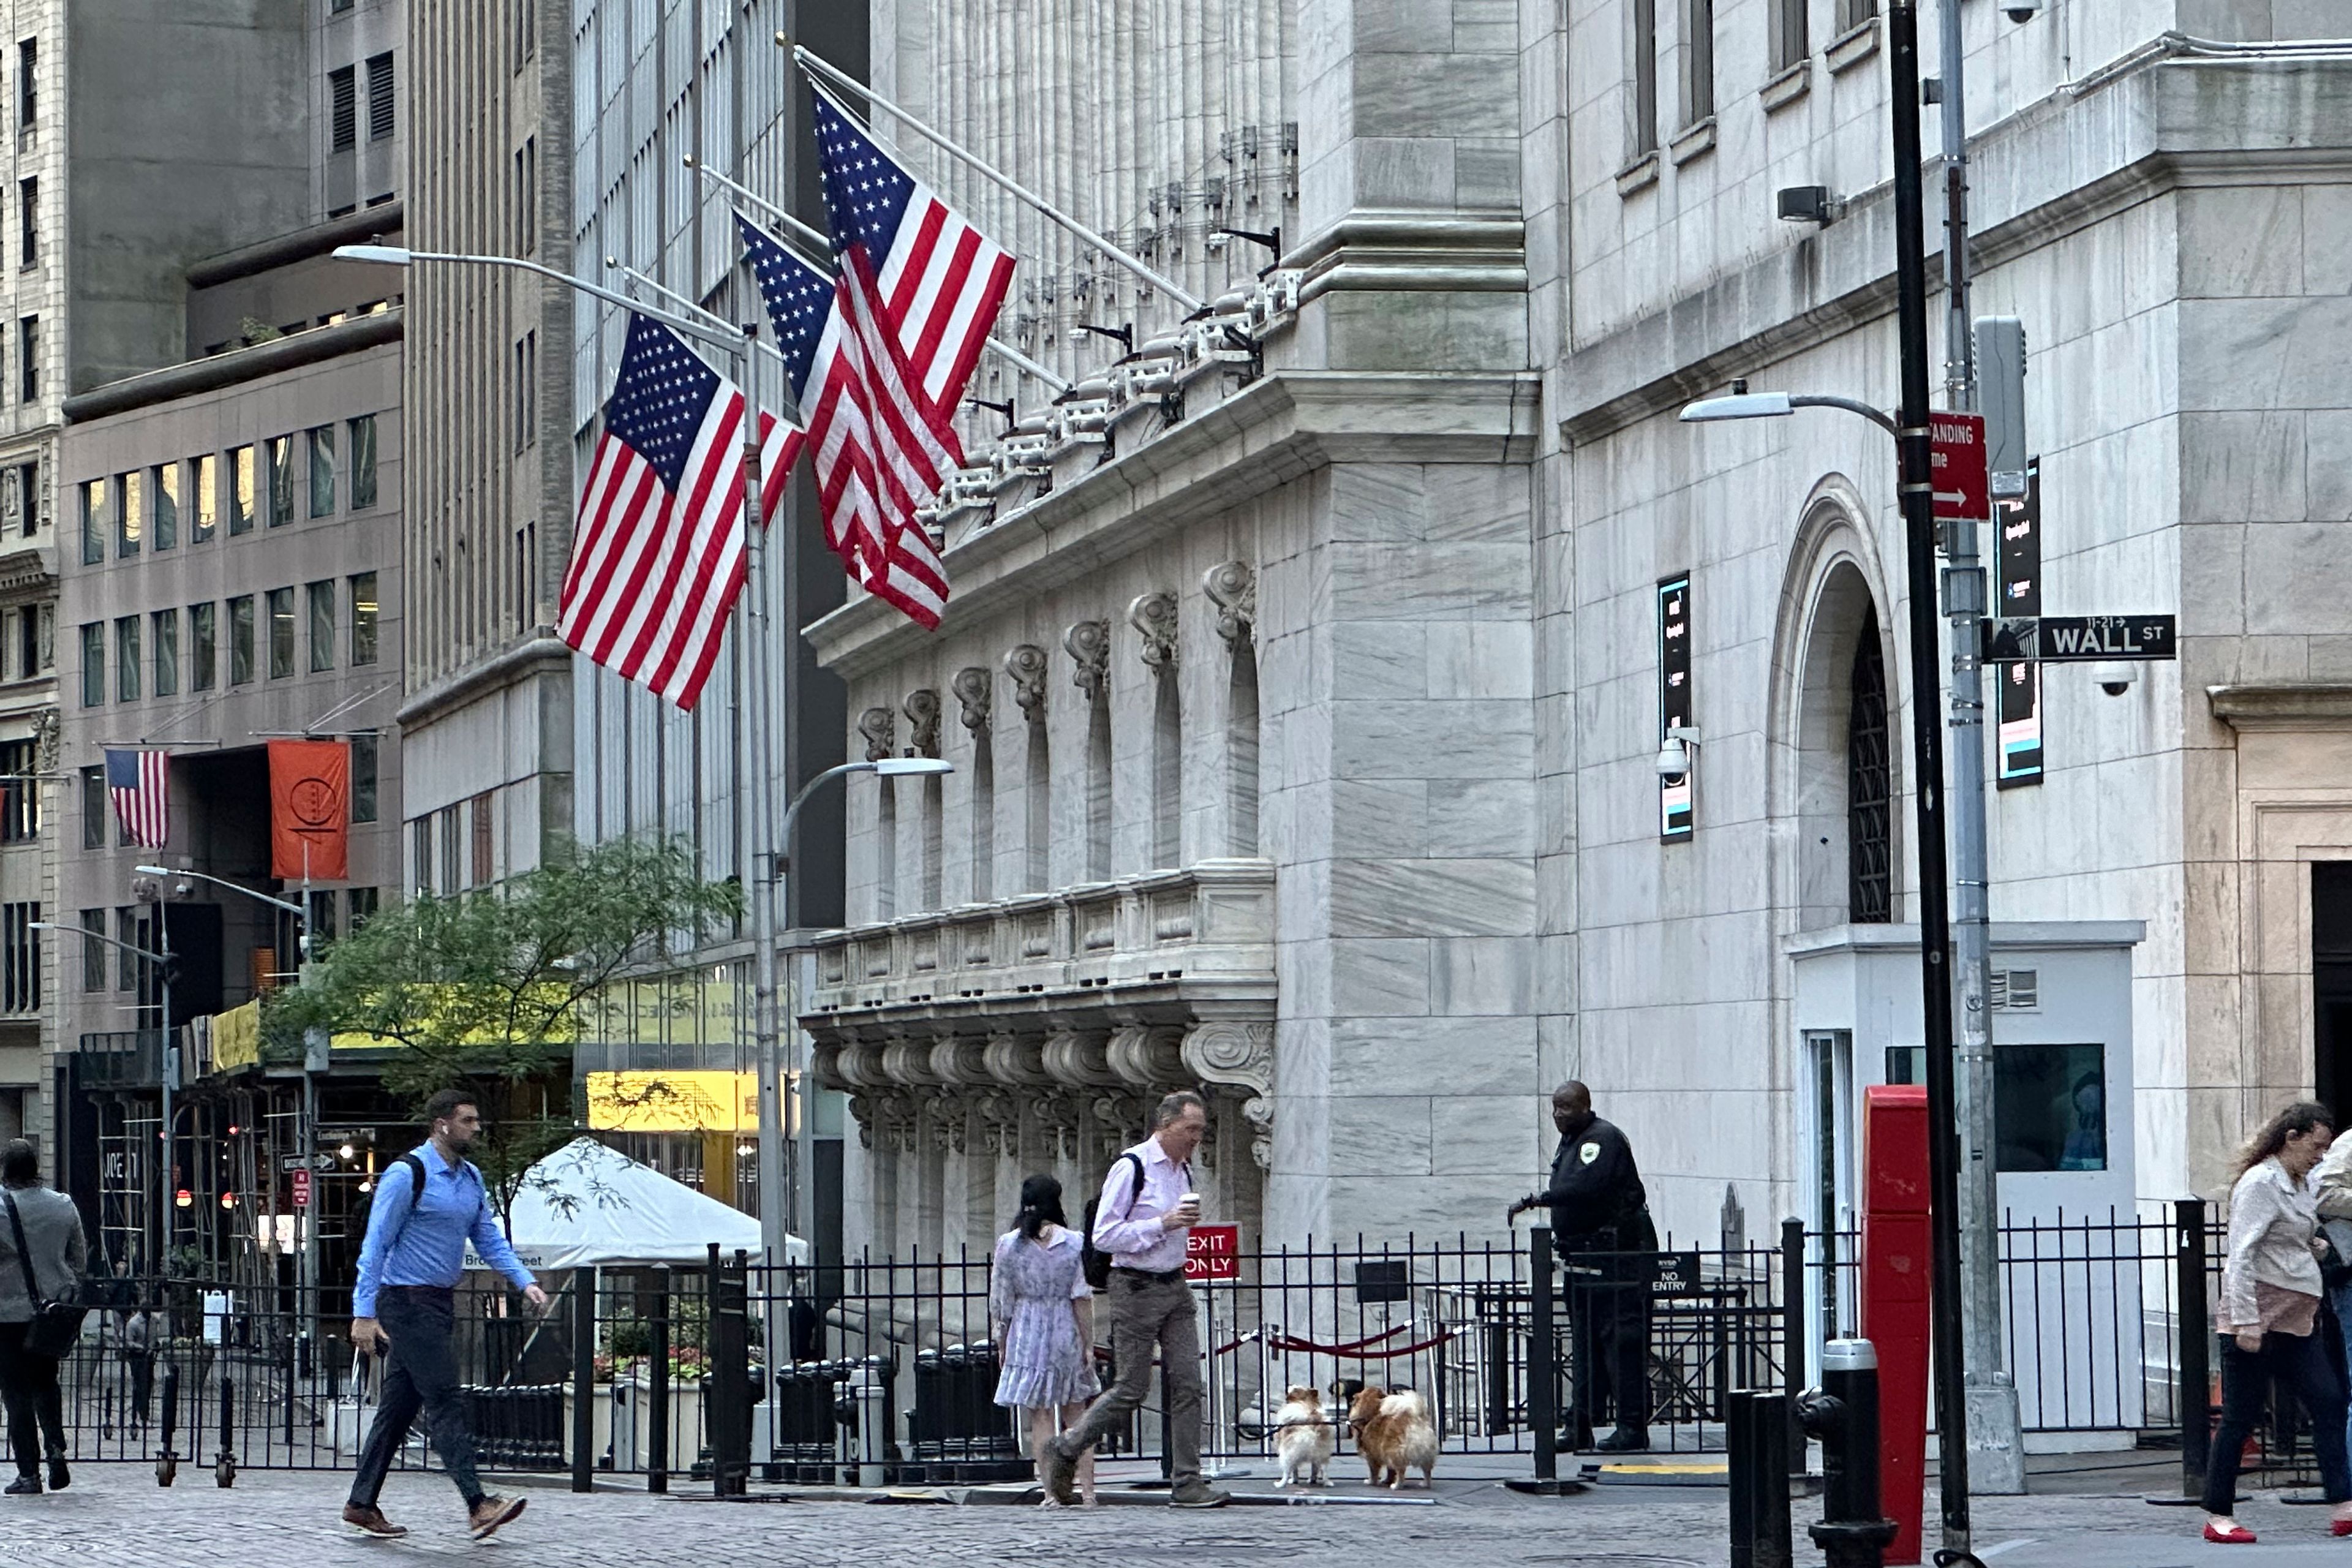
1984,615,2177,664
1929,411,1989,521
279,1153,337,1174
291,1168,312,1209
1186,1224,1240,1282
1647,1250,1705,1298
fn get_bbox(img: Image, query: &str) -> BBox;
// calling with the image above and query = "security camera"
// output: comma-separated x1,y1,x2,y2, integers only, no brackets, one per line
173,881,193,900
2002,0,2040,19
1654,726,1702,781
2091,660,2138,697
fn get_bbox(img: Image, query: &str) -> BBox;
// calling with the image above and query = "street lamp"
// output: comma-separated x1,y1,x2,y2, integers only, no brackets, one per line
37,920,174,1265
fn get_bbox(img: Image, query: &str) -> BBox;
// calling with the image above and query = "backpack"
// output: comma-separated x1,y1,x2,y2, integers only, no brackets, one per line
353,1153,428,1240
1080,1152,1145,1291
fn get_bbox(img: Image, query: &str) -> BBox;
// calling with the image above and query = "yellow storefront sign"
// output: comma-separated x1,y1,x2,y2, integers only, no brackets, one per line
586,1069,760,1133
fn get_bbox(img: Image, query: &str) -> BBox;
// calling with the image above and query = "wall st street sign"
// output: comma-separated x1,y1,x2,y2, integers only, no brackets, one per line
1983,615,2177,664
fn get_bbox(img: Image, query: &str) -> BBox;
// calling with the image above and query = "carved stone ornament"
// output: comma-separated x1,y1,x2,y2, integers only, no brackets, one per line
1065,619,1110,703
952,666,993,735
1005,644,1049,722
1042,1026,1125,1087
857,705,897,763
903,688,942,757
1128,592,1178,672
31,707,58,772
1203,561,1257,651
1106,1023,1188,1088
1091,1092,1144,1160
1183,1019,1276,1169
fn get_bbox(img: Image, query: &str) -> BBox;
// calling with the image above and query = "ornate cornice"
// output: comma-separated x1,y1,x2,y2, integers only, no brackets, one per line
1065,620,1110,703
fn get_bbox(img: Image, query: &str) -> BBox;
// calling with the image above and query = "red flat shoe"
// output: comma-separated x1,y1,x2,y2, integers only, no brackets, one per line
2331,1517,2352,1538
2204,1521,2257,1544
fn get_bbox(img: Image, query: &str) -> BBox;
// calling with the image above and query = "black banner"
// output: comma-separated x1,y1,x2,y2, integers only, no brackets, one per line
1996,458,2043,788
1658,573,1692,841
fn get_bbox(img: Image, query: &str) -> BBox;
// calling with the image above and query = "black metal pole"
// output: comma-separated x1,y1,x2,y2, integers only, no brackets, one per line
1886,1,1970,1548
2176,1198,2211,1498
571,1266,597,1493
1780,1217,1806,1478
1529,1227,1556,1482
649,1270,671,1495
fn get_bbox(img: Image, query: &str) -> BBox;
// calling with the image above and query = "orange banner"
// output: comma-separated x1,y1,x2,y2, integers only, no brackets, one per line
268,739,350,880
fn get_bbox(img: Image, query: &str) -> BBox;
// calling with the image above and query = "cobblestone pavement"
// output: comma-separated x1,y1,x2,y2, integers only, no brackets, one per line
0,1464,2340,1566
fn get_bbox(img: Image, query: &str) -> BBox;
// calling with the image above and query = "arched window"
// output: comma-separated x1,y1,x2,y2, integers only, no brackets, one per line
1228,646,1259,856
1152,669,1181,868
1846,608,1891,923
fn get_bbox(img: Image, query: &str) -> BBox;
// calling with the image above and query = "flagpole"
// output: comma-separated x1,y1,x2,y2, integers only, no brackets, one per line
679,160,1072,395
738,321,792,1394
785,42,1207,312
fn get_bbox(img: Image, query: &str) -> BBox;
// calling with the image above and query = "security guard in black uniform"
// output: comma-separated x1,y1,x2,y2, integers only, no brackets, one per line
1509,1080,1656,1453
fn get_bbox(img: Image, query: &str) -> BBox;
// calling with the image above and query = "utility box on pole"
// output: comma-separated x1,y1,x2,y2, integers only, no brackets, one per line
1975,317,2028,498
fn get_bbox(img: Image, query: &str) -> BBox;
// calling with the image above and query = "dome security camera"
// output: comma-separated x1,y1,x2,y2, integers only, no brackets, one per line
1654,726,1702,782
2091,660,2138,697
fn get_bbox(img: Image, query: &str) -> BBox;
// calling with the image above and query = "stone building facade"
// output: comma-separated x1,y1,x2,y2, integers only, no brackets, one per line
798,2,2352,1259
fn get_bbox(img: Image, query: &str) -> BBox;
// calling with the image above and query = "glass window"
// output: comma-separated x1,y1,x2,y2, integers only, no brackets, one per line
266,435,293,526
228,595,254,684
307,425,336,518
307,580,334,671
77,476,103,565
17,315,34,403
189,602,216,692
152,608,178,696
14,459,35,538
77,620,99,706
347,886,379,930
352,731,378,823
114,615,138,701
79,769,102,851
349,571,379,666
35,605,49,671
116,469,141,556
79,910,104,994
10,607,29,680
228,445,255,534
1995,1043,2107,1173
152,462,178,549
193,453,218,542
349,415,377,509
306,888,338,944
1885,1046,1925,1086
266,587,294,677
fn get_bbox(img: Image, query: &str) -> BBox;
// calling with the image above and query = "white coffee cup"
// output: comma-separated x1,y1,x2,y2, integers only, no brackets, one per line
1178,1192,1201,1219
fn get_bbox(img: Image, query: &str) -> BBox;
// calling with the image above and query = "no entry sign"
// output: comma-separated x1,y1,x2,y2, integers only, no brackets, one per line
1929,412,1988,521
291,1168,312,1209
1186,1224,1238,1281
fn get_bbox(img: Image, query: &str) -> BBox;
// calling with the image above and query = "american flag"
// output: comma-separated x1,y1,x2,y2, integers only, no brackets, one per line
104,748,169,848
557,312,790,710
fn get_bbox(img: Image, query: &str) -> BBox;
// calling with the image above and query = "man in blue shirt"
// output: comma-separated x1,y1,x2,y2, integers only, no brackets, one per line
342,1090,548,1541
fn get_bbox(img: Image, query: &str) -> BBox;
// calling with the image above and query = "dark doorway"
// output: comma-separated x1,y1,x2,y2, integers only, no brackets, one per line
1847,608,1891,923
2315,863,2352,1125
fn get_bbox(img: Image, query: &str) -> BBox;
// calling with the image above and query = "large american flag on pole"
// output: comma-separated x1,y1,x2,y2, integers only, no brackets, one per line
104,748,169,848
557,312,790,710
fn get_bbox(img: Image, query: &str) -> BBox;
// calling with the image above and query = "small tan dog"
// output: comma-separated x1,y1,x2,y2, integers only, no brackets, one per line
1272,1384,1335,1488
1346,1384,1438,1490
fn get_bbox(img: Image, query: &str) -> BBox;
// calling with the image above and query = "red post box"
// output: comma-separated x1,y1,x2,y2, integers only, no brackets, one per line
1861,1084,1932,1566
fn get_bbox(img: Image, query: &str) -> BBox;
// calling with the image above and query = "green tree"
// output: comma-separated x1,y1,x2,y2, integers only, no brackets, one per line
268,834,742,1225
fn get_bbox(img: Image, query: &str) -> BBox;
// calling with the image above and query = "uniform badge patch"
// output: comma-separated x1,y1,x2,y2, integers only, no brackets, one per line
1579,1142,1600,1165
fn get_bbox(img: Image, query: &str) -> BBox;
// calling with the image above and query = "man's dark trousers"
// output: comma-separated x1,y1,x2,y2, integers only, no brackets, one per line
1562,1238,1649,1440
348,1286,483,1508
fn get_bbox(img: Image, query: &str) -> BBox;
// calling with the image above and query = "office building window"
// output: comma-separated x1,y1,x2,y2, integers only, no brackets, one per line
306,888,338,944
78,768,101,850
308,425,336,516
77,621,99,707
514,331,537,451
1681,0,1715,125
13,458,36,537
469,794,493,887
410,815,431,895
15,40,32,137
78,476,104,565
267,587,295,677
114,908,138,984
331,0,355,12
78,910,102,994
516,0,533,61
307,580,334,671
1,902,36,1012
1838,0,1878,29
437,805,461,894
15,176,32,270
350,571,378,665
153,462,178,549
1772,0,1809,70
228,595,255,684
153,608,178,696
1632,0,1658,157
195,452,219,541
266,435,293,526
367,52,394,140
329,64,356,153
352,730,378,823
348,415,376,508
116,468,142,557
348,886,379,930
17,316,32,402
189,601,216,692
10,606,30,680
513,522,536,631
0,738,34,843
228,446,256,533
114,615,139,701
515,137,537,255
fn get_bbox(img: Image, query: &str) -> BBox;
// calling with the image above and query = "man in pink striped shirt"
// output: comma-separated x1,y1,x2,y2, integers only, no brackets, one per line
1038,1091,1229,1508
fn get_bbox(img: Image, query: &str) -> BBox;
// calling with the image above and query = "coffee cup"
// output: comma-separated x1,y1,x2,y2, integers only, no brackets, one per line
1178,1192,1201,1219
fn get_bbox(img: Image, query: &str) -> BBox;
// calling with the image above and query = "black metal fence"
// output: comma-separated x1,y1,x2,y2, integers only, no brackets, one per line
24,1204,2307,1498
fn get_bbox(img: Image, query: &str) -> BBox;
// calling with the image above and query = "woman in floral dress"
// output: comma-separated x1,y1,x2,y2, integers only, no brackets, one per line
991,1175,1099,1506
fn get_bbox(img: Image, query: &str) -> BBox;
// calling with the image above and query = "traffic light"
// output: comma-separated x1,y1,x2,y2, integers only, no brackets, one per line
1975,315,2028,499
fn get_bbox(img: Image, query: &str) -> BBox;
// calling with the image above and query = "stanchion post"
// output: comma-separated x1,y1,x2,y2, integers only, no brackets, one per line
2176,1197,2211,1499
571,1266,597,1493
1755,1389,1792,1568
1730,1388,1758,1568
1781,1217,1806,1477
1529,1226,1557,1482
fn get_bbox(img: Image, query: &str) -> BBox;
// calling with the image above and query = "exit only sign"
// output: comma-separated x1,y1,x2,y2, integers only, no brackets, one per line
1186,1224,1238,1281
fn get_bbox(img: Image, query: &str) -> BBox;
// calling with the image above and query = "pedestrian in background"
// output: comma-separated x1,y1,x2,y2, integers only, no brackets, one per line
343,1091,547,1542
2202,1101,2352,1545
0,1139,86,1495
1039,1090,1229,1508
989,1174,1099,1507
118,1303,154,1432
1508,1080,1656,1453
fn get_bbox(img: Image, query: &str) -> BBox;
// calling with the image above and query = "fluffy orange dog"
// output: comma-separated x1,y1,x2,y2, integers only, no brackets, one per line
1346,1384,1437,1490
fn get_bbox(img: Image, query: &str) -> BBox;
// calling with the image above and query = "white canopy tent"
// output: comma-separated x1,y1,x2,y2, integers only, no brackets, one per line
463,1136,805,1271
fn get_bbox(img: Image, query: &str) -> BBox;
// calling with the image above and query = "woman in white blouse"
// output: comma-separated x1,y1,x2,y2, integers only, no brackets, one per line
2203,1101,2352,1545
